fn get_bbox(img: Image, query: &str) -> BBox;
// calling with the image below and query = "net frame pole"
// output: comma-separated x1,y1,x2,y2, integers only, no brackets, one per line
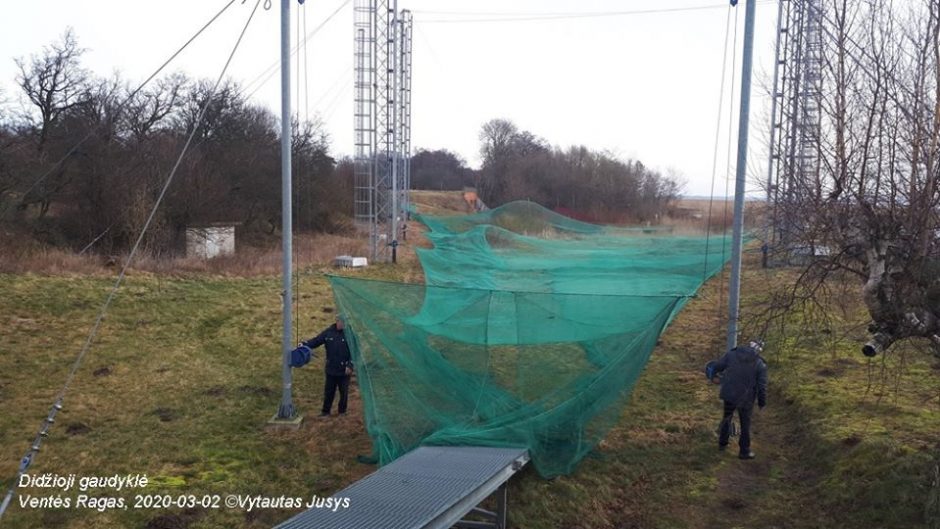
727,0,757,351
277,0,296,419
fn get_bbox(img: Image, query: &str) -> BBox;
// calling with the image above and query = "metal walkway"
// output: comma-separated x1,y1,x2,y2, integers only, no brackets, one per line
275,446,530,529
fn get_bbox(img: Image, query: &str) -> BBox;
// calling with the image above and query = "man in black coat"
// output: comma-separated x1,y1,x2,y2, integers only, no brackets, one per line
712,340,768,459
298,314,355,417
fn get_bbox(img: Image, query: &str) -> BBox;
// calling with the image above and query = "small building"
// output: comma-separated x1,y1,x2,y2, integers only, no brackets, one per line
185,223,237,259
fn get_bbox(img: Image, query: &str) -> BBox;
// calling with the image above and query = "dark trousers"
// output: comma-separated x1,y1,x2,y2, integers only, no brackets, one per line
718,400,752,453
323,374,350,414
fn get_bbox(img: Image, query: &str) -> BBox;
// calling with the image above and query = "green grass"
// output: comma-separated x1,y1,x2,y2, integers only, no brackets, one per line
1,257,938,528
0,270,381,528
754,280,940,529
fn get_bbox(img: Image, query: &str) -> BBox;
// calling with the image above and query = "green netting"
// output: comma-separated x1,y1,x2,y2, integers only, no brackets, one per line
330,201,731,478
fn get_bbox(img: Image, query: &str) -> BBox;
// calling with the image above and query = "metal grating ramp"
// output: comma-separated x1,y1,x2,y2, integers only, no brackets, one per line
275,446,530,529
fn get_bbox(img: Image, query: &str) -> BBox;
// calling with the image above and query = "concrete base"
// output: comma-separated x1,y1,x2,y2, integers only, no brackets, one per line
267,414,304,430
333,255,368,268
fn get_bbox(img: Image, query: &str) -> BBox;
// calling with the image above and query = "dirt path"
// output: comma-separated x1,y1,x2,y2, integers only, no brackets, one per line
636,279,830,529
704,394,823,529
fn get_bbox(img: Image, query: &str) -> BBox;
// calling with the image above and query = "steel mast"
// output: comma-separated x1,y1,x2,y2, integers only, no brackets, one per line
275,0,298,422
726,0,757,350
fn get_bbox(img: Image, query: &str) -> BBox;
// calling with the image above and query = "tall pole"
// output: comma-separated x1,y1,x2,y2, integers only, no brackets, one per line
727,0,757,351
277,0,295,419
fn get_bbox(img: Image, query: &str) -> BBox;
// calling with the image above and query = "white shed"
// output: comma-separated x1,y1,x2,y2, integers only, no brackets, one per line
186,224,236,259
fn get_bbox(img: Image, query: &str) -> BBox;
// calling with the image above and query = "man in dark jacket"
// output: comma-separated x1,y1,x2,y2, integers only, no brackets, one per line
299,315,355,417
712,340,768,459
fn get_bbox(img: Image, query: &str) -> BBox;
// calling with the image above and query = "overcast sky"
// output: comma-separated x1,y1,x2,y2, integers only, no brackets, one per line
0,0,781,197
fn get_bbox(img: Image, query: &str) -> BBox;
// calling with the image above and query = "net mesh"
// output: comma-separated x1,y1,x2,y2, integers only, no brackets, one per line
330,201,730,477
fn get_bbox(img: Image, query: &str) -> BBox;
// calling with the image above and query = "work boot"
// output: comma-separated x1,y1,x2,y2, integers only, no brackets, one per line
739,451,756,460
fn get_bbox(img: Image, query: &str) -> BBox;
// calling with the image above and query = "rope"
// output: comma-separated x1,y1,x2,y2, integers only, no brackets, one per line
293,1,302,345
301,4,310,232
416,2,776,23
320,74,355,122
78,222,115,256
296,3,302,129
303,3,310,127
298,0,312,343
242,0,352,101
293,0,317,345
702,4,735,283
0,0,263,518
717,5,741,331
0,0,241,220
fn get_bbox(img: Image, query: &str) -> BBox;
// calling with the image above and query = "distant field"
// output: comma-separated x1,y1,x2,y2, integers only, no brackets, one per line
0,191,936,529
409,191,761,234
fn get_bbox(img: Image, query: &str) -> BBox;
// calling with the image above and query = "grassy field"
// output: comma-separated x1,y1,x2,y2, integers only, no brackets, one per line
1,193,938,528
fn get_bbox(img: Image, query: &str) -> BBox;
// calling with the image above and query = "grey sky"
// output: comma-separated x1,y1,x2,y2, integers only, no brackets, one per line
1,0,781,197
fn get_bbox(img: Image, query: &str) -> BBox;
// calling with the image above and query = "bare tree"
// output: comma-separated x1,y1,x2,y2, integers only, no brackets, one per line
477,118,519,202
0,98,16,207
123,74,186,143
1,28,351,255
765,0,940,357
15,28,88,151
410,149,472,190
474,118,680,221
13,28,90,217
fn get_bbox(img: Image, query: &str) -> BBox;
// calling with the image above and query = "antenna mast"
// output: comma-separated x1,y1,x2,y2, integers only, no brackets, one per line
353,0,412,263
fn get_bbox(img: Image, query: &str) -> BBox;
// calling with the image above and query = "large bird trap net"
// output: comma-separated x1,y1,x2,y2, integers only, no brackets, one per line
330,201,730,477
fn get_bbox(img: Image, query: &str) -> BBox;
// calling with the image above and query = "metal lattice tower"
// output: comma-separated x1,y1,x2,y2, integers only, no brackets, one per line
354,0,412,262
354,0,377,258
376,0,395,261
398,10,413,221
765,0,823,265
